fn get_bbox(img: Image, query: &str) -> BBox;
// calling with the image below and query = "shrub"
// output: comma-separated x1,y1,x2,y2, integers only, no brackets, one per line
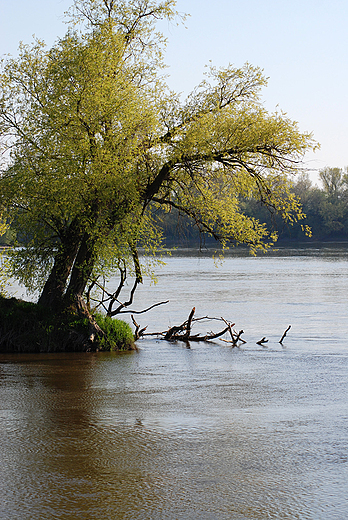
94,314,135,351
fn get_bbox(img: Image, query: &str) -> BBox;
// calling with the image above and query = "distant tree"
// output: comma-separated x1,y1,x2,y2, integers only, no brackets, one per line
0,0,316,338
317,167,348,236
319,167,344,199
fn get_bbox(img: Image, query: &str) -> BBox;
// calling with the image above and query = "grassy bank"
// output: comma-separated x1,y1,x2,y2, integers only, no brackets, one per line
0,296,136,353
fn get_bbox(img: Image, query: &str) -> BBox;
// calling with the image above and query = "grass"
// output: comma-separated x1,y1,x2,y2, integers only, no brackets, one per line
94,313,135,351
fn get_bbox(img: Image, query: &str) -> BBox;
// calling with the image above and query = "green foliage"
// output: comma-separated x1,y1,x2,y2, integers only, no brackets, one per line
319,167,345,198
316,167,348,237
94,313,135,350
0,218,6,237
0,0,317,315
0,226,16,246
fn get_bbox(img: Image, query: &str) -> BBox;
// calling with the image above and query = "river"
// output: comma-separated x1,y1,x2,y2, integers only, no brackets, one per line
1,245,347,519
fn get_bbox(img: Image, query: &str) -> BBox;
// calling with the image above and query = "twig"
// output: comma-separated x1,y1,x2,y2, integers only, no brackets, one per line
236,330,247,344
256,337,268,346
279,325,291,345
118,300,169,315
221,317,236,343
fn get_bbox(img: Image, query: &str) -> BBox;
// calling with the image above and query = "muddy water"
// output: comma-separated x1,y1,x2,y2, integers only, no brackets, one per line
1,246,348,519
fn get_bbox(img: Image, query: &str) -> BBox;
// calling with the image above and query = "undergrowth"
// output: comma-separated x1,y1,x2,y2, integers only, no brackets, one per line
94,314,135,351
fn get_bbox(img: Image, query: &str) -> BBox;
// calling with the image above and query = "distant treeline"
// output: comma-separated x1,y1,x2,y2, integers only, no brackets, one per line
2,167,347,248
242,166,348,243
155,167,348,246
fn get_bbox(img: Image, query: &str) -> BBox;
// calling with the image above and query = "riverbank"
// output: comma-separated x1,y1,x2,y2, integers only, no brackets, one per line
0,296,136,353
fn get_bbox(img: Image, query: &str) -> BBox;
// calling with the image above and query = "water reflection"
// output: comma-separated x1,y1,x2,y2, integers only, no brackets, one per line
0,345,347,519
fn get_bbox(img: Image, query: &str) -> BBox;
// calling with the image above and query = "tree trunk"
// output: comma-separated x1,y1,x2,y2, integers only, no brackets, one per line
38,221,83,311
63,232,96,307
61,233,105,349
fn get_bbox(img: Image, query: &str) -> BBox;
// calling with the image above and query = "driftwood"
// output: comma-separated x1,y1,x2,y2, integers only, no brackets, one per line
132,307,242,346
131,307,293,350
279,325,291,345
220,317,246,347
163,307,230,343
256,337,268,346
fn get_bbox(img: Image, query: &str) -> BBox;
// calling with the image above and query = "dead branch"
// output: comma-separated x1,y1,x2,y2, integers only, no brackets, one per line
234,329,246,344
221,317,235,341
124,300,169,315
182,307,195,339
256,337,268,346
135,308,235,344
236,330,247,344
131,315,148,340
163,307,195,340
203,327,230,341
129,305,292,350
173,327,230,343
220,317,246,347
279,325,291,345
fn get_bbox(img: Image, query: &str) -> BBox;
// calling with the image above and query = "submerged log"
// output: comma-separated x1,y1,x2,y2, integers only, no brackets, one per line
164,307,231,342
173,326,230,343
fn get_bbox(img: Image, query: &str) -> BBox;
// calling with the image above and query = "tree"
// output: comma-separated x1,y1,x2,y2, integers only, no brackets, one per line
0,216,9,295
0,0,316,342
319,167,344,199
317,167,348,236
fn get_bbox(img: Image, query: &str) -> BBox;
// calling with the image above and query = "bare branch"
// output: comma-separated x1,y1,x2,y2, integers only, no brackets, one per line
256,337,268,346
118,299,169,315
279,325,291,345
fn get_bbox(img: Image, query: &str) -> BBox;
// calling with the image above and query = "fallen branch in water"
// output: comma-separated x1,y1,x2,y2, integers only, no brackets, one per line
133,307,234,344
220,317,246,347
131,307,292,349
279,325,291,345
256,337,268,346
164,307,231,343
131,315,148,341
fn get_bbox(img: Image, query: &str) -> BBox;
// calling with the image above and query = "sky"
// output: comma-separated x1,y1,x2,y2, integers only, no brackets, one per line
1,0,348,183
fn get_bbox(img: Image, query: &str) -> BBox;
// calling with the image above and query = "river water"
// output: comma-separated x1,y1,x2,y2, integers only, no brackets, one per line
1,245,348,519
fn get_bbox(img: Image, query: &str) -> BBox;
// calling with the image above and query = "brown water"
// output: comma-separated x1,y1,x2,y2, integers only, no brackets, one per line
1,246,348,519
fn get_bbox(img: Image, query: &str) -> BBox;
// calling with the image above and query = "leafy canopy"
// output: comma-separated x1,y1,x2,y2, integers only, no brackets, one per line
0,0,317,304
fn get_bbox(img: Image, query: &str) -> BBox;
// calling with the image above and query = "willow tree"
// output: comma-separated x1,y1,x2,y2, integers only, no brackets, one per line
0,0,316,329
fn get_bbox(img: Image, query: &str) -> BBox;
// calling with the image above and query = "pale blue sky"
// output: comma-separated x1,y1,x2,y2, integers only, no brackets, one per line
1,0,348,181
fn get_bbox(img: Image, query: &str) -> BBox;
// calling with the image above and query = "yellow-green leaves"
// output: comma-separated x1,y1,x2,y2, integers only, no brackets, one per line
150,62,317,252
0,0,317,300
0,10,162,289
